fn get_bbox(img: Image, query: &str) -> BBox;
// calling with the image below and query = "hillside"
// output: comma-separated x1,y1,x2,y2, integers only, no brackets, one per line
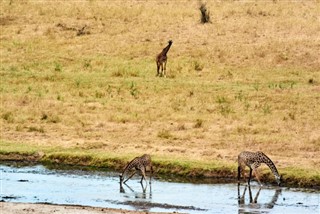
1,0,319,187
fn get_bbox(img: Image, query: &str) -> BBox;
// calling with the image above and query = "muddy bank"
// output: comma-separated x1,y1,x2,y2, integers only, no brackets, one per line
0,202,178,214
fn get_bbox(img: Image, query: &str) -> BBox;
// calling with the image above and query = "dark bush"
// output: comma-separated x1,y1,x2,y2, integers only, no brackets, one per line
200,3,210,24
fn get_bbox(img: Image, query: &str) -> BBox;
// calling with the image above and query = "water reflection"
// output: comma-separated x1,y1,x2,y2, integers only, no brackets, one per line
120,182,152,200
119,182,153,212
238,184,282,213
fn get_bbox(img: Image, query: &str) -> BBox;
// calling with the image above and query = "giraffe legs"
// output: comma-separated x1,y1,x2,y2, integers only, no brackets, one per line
123,171,136,184
237,166,241,183
237,183,247,204
149,165,153,184
238,165,246,184
161,63,164,77
163,61,167,78
156,61,167,77
159,63,164,77
156,60,163,77
253,186,262,203
140,168,147,185
156,62,161,76
123,168,151,185
247,166,262,186
248,185,262,203
248,168,253,185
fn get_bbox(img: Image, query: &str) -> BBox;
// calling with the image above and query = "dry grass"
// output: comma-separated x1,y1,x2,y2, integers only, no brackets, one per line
1,0,320,185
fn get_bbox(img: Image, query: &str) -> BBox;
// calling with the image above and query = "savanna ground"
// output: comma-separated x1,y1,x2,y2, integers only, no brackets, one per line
1,0,320,189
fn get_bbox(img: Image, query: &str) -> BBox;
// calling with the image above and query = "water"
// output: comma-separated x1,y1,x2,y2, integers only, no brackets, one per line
0,164,319,213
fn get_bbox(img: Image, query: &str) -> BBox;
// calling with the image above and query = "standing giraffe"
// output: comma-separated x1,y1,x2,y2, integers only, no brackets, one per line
156,40,173,77
119,154,153,185
237,151,281,186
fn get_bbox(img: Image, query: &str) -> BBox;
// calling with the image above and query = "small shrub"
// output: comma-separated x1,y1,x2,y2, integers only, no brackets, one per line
50,115,61,123
26,86,32,93
235,90,244,101
95,91,105,98
268,81,296,90
177,124,186,131
194,60,204,71
41,113,61,123
308,78,314,84
2,112,14,123
216,96,233,116
244,101,250,112
83,59,92,69
111,65,139,78
262,104,272,115
219,104,233,116
253,83,260,91
199,3,211,24
75,79,81,88
111,70,123,77
216,96,227,104
57,94,63,101
41,113,48,120
76,91,83,97
288,112,295,120
129,81,138,98
28,126,45,133
54,62,62,72
194,119,203,128
157,129,173,139
15,125,23,131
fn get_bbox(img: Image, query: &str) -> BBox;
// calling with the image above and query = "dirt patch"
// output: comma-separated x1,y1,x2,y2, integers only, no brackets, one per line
0,202,179,214
106,200,206,212
0,15,16,25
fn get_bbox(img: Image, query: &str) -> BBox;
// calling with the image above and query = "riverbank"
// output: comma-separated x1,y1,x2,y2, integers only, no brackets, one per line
1,141,319,189
0,202,177,214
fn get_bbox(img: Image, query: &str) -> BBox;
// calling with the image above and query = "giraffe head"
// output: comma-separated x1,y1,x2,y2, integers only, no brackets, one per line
119,174,124,184
275,175,282,186
168,40,173,45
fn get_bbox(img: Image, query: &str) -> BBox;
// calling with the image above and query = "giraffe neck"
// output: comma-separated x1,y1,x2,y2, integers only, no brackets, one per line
259,152,280,178
121,157,138,176
162,43,172,56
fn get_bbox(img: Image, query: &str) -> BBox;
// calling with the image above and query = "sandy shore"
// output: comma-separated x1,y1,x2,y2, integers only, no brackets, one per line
0,202,178,214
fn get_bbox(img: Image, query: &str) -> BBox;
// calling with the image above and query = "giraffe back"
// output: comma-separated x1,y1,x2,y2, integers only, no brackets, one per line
121,154,151,176
238,151,257,167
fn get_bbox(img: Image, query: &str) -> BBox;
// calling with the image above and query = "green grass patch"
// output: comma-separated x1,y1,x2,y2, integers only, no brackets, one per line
1,140,319,188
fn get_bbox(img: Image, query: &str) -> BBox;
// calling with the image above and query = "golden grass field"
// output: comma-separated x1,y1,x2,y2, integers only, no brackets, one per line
1,0,320,187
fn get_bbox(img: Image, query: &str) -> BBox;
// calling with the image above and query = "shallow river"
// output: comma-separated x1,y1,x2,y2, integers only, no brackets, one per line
0,164,319,213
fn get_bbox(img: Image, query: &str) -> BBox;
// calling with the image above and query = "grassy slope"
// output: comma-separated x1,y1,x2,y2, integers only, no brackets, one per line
1,0,320,187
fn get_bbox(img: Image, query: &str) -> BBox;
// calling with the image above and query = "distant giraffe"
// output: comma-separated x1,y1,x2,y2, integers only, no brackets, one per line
237,151,281,186
156,40,173,77
119,154,153,185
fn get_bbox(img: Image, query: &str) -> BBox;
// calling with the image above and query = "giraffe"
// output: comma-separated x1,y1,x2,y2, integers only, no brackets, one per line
237,151,281,186
119,154,153,185
156,40,173,77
